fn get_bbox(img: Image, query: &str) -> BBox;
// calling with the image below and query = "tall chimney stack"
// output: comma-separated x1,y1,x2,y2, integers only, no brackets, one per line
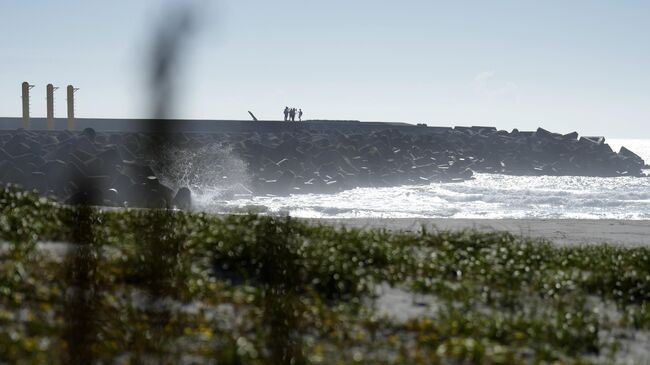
46,84,57,130
67,85,75,130
21,82,31,129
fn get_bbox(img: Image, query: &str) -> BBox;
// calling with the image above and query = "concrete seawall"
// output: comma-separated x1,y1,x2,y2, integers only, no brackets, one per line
1,117,436,134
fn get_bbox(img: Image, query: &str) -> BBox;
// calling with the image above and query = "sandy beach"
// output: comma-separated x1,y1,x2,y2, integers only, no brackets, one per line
309,218,650,246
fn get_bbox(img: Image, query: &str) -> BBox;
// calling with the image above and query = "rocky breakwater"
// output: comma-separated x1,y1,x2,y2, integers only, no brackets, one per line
233,126,646,194
0,125,646,206
445,126,646,177
237,129,475,195
0,128,191,209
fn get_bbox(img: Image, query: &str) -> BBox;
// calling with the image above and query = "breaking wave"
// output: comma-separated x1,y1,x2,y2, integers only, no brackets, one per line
153,142,252,200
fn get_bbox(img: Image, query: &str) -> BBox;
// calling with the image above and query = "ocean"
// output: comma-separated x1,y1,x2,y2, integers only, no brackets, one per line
192,139,650,220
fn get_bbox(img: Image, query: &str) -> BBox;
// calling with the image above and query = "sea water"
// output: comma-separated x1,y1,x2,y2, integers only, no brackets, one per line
192,139,650,220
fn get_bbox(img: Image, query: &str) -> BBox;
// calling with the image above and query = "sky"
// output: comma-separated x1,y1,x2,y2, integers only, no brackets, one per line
1,0,649,137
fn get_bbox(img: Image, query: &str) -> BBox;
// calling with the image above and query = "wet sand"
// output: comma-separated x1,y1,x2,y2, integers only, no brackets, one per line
309,218,650,246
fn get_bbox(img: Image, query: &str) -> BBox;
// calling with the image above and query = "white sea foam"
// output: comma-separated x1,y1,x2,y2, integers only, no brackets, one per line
193,139,650,220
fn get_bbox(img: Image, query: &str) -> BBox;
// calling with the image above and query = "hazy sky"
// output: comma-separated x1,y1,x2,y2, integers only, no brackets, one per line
1,0,649,137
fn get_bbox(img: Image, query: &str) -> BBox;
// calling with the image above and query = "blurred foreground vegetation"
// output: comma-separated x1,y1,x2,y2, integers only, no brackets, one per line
1,186,649,364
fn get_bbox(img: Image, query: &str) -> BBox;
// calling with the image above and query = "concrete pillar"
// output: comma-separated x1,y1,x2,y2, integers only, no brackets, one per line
22,82,30,129
67,85,75,130
46,84,56,130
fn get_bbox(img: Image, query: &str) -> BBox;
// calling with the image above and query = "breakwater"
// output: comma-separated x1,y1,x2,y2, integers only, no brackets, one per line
0,119,646,208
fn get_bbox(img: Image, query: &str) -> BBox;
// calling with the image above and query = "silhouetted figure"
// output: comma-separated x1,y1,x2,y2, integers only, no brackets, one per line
283,106,289,121
289,108,296,122
298,109,303,121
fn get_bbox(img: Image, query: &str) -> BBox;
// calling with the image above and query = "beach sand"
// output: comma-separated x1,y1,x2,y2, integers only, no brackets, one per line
309,218,650,246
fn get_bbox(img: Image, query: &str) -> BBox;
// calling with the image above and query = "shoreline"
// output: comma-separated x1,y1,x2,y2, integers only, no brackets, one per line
308,218,650,246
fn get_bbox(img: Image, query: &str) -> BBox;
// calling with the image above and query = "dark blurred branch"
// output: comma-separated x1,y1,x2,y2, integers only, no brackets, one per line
62,3,201,363
149,4,196,122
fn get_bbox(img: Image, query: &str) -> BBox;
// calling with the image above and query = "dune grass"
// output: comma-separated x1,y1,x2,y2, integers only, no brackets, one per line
1,186,649,364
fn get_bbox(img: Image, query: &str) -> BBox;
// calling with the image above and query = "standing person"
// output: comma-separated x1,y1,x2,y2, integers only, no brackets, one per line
298,109,303,122
289,108,296,122
283,106,289,121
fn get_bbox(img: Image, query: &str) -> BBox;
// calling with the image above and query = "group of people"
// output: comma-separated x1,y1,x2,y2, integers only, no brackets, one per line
283,106,303,122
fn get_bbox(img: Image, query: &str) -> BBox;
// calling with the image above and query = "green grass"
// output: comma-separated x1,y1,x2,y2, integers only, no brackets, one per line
1,186,649,364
